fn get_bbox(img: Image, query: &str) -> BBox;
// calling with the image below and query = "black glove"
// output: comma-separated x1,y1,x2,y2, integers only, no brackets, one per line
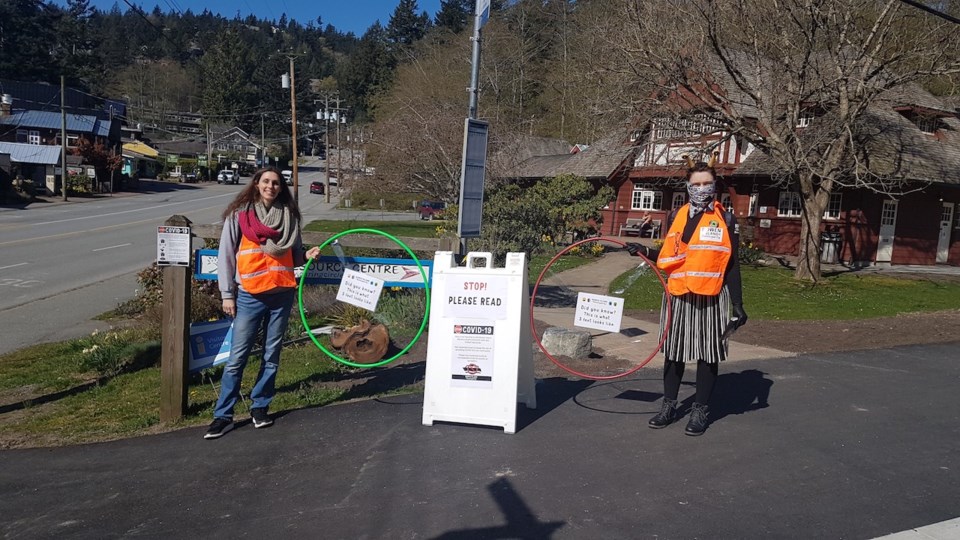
722,304,748,340
732,304,748,330
624,243,649,258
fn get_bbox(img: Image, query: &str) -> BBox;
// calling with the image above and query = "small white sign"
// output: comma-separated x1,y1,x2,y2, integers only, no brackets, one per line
444,275,509,320
574,292,625,333
700,226,724,243
157,226,191,267
759,206,768,214
450,323,495,388
336,268,384,311
760,219,772,228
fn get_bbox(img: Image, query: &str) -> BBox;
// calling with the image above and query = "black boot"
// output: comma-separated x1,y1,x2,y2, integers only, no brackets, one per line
648,398,678,429
685,402,709,436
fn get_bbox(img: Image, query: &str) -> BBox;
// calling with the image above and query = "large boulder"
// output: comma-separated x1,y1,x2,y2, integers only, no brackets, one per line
540,327,592,359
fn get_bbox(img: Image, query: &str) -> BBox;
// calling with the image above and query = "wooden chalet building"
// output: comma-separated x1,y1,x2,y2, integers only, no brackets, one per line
600,82,960,267
505,79,960,267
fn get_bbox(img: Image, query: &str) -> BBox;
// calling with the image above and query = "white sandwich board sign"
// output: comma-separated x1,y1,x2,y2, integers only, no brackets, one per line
422,251,537,434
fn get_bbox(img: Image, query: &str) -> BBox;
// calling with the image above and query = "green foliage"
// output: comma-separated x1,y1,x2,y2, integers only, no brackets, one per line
478,175,611,263
532,174,613,242
122,263,223,326
479,183,553,263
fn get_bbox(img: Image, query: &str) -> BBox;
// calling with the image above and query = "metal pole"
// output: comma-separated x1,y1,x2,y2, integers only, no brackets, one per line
260,114,265,167
467,14,482,120
289,56,299,203
461,12,484,256
60,75,68,202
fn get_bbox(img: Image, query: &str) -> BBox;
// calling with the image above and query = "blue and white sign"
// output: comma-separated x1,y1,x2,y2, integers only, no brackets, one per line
477,0,491,28
189,319,233,372
195,249,432,289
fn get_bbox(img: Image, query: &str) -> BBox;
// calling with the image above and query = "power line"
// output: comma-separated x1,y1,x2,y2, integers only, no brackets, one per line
898,0,960,24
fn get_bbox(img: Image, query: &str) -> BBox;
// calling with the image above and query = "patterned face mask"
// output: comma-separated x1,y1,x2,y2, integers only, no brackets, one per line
687,181,716,210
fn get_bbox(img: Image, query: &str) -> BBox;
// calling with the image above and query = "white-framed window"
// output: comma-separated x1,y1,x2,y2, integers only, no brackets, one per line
748,193,759,216
632,184,663,211
720,193,732,211
28,130,41,145
778,191,802,217
823,192,842,220
66,134,79,148
671,192,686,210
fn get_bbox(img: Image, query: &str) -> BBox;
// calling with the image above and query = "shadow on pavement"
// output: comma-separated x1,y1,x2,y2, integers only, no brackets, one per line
516,377,593,430
708,368,773,422
431,477,566,539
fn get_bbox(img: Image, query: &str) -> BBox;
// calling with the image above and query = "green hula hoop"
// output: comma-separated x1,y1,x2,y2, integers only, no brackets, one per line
297,228,432,368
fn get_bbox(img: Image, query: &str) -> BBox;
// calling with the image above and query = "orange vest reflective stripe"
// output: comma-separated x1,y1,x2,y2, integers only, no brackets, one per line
237,235,296,294
656,202,732,296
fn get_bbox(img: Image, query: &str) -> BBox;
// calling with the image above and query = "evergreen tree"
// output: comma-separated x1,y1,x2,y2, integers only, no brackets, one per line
337,22,394,121
435,0,472,33
0,0,59,81
201,30,253,118
386,0,431,47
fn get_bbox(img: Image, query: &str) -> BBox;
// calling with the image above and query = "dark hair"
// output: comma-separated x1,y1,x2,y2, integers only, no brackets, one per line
221,167,301,221
685,162,717,182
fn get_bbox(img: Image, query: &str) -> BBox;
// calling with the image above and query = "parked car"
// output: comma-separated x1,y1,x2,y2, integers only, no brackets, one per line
418,201,446,220
217,170,238,184
184,171,198,183
282,170,293,185
310,181,325,194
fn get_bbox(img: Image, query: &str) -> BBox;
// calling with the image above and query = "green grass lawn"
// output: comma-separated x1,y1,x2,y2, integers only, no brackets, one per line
303,219,448,238
612,264,960,320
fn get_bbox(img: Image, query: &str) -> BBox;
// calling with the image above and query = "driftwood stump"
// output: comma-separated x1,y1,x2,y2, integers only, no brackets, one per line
329,319,390,363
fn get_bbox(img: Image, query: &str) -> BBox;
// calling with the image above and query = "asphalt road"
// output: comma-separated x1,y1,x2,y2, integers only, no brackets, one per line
0,172,419,355
1,343,958,538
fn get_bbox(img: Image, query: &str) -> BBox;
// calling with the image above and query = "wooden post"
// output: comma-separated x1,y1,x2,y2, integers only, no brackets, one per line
160,215,192,423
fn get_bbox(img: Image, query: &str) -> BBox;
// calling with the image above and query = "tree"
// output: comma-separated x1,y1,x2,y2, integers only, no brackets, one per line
386,0,432,49
435,0,472,33
73,136,122,185
201,30,253,118
618,0,960,281
337,22,394,121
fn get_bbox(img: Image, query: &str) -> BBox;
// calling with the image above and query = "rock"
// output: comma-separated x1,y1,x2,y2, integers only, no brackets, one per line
540,327,592,359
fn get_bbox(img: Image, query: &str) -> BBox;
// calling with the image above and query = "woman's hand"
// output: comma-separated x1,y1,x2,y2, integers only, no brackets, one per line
222,299,236,318
305,246,321,260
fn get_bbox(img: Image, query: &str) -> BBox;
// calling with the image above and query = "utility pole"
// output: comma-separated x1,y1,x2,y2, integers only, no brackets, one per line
260,114,265,168
60,76,68,202
287,55,299,203
335,96,345,198
322,94,331,203
206,123,212,178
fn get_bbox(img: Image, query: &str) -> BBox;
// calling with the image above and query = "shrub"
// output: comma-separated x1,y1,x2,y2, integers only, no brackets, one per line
739,241,765,264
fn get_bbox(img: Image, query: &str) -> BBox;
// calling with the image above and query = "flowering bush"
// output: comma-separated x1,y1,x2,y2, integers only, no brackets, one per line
739,241,765,264
77,329,131,377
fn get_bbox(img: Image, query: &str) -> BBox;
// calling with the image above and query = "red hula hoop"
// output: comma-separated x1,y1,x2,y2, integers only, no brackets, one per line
529,236,672,381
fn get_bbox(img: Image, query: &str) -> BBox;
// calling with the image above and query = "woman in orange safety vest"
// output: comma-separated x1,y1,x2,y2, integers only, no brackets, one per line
204,167,320,440
626,156,748,436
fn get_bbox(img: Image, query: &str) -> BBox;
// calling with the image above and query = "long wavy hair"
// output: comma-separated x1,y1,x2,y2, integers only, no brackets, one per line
221,167,302,222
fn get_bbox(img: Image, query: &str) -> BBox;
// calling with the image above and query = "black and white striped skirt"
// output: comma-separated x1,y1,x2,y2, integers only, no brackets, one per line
658,287,731,363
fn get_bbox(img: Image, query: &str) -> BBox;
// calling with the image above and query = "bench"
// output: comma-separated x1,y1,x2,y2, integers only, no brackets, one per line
619,218,661,238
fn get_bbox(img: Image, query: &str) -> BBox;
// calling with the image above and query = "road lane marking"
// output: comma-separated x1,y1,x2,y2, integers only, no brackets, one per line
31,193,233,226
0,262,29,271
0,204,223,247
92,243,132,252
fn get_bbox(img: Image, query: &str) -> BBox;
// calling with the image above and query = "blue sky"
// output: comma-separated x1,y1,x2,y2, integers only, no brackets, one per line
56,1,443,35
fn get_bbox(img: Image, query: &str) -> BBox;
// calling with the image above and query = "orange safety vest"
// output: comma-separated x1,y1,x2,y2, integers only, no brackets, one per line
237,235,296,294
657,202,732,297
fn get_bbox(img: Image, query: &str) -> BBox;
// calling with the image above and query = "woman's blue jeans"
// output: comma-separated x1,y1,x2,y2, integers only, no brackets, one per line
213,288,294,420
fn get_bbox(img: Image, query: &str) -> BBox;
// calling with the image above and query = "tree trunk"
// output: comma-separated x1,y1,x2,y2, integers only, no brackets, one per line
794,178,831,282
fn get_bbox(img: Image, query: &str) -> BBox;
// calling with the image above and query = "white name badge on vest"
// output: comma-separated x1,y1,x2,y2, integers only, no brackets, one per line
700,226,724,243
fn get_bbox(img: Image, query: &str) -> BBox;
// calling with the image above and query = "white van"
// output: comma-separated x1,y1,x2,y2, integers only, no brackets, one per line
282,170,293,185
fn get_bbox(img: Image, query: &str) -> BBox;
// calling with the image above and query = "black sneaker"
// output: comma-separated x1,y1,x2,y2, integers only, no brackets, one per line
251,408,273,429
685,403,710,436
204,417,233,439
